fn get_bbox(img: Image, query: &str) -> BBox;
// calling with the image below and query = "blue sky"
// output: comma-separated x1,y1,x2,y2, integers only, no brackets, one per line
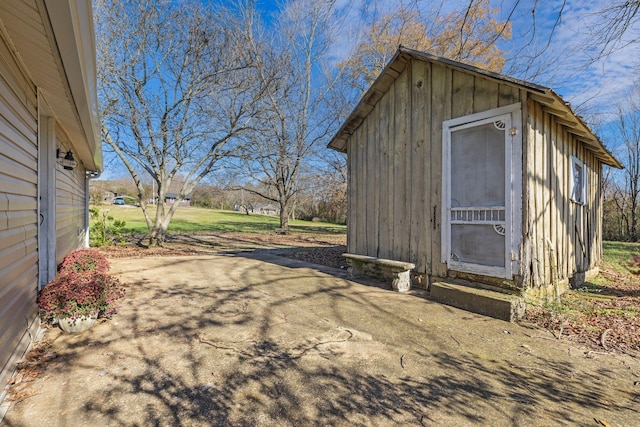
252,0,637,115
99,0,638,179
311,0,638,150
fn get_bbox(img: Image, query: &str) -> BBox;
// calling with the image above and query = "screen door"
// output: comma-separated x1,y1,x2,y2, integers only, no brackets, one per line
445,114,512,278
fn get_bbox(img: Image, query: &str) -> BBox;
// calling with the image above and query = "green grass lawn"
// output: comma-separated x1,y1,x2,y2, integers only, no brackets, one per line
601,241,640,275
91,205,346,236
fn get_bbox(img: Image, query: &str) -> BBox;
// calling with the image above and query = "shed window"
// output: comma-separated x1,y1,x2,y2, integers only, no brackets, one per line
571,156,587,205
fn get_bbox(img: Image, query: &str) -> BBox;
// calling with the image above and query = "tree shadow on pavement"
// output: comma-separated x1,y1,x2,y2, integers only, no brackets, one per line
3,255,638,426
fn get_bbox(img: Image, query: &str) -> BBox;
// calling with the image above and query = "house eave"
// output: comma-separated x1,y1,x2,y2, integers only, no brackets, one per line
0,0,102,172
43,0,102,172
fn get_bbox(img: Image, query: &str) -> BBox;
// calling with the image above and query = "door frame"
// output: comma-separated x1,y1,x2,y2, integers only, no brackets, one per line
441,103,522,279
38,91,57,289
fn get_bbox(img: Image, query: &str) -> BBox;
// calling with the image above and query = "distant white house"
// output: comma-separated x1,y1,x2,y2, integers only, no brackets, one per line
234,203,280,215
164,193,192,207
256,204,280,216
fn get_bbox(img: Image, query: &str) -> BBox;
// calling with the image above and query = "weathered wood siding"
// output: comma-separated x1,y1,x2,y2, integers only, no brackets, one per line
55,131,87,267
523,99,603,288
346,59,524,278
0,30,39,391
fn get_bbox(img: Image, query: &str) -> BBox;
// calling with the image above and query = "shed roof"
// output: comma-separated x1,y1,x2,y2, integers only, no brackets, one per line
328,47,622,169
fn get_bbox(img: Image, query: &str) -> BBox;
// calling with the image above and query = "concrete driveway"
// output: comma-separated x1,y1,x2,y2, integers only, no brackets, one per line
2,252,638,426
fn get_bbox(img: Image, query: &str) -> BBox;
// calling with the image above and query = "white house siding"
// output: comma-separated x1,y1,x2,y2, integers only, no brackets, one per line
0,30,39,393
55,131,87,267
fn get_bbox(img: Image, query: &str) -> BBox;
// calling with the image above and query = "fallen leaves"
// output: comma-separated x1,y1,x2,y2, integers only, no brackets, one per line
524,268,640,354
5,342,56,404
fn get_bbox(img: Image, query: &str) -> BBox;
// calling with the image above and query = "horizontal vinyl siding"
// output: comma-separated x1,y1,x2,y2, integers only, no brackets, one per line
0,30,38,390
55,135,86,266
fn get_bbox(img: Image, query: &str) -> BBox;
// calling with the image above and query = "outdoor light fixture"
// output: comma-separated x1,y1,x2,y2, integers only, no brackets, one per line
57,148,77,170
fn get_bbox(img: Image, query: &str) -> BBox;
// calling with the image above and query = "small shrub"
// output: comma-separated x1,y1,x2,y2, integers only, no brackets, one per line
90,207,126,247
37,272,125,323
59,249,110,275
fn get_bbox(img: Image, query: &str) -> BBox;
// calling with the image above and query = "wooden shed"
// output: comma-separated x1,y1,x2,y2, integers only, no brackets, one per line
0,0,101,396
328,47,621,307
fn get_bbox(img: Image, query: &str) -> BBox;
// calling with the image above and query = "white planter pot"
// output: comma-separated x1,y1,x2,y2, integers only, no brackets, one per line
57,314,97,333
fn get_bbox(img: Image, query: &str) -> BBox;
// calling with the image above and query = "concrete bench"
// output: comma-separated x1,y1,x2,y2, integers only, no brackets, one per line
343,253,415,292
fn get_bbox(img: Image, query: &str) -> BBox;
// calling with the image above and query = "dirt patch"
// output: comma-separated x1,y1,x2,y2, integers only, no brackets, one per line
99,231,346,258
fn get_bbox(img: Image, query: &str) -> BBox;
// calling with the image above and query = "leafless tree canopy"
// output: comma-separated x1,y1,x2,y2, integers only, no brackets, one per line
235,0,345,230
604,83,640,240
96,0,264,245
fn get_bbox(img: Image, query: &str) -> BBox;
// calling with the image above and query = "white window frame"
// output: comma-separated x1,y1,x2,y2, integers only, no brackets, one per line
570,156,587,205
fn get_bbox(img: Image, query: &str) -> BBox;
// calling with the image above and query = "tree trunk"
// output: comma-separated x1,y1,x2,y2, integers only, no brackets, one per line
632,196,638,241
279,203,289,230
147,196,170,247
148,222,169,247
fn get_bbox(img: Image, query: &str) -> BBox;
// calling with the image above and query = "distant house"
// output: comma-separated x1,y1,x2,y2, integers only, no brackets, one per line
165,193,192,207
329,47,621,311
0,0,101,394
103,190,117,203
256,204,280,216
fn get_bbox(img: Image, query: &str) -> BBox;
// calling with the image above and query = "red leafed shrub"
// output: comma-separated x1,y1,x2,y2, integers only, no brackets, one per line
37,271,125,323
59,249,110,275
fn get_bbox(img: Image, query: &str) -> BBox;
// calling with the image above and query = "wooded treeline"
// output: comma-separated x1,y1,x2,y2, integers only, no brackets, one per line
602,81,640,241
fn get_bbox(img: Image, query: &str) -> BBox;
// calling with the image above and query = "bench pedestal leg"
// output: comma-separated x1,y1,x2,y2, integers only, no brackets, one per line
348,260,365,278
392,270,411,292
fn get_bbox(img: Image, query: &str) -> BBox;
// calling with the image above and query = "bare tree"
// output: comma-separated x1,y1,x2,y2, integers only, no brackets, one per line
588,0,640,61
95,0,264,246
340,0,512,92
238,0,344,231
611,85,640,240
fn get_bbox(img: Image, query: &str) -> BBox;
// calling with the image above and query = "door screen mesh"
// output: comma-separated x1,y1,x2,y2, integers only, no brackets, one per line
450,122,506,267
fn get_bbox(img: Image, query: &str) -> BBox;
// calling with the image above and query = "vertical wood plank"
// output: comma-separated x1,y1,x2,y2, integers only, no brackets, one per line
568,133,576,274
498,84,518,107
347,125,360,253
520,93,532,285
393,69,408,260
473,77,498,113
368,101,380,257
386,82,396,259
451,70,473,118
423,62,433,275
410,60,428,273
377,83,391,259
530,100,542,287
355,126,367,254
430,62,449,278
554,121,561,280
563,127,570,278
541,110,550,285
549,113,558,282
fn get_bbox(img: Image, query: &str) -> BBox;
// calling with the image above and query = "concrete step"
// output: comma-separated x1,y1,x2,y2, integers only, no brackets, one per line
430,281,525,322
